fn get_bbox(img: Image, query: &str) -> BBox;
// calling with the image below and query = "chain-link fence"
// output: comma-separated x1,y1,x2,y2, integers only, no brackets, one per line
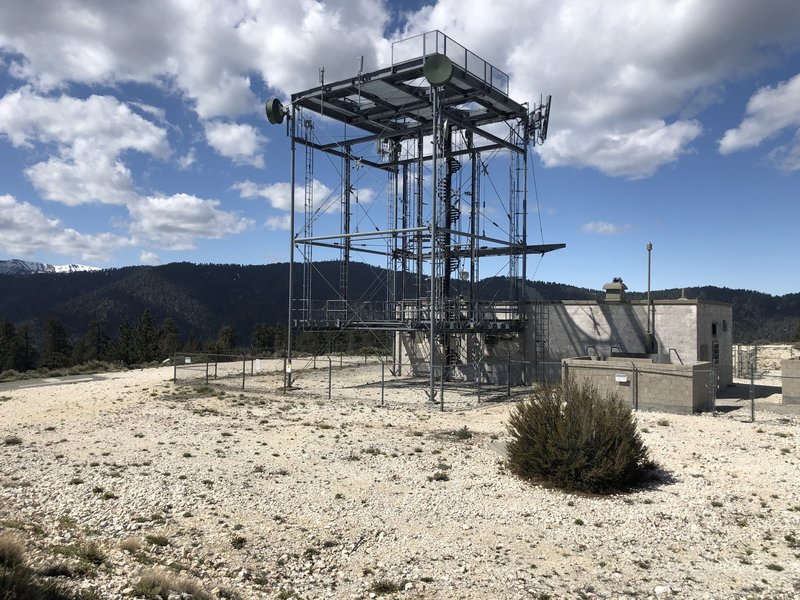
172,351,392,391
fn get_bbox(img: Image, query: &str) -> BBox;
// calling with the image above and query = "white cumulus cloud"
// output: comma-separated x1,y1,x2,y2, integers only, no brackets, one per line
0,1,390,120
266,214,291,231
400,0,800,178
719,72,800,170
0,88,169,205
0,194,129,261
0,1,258,119
128,193,254,250
204,121,267,168
1,0,799,201
233,179,337,211
139,251,161,265
581,221,631,235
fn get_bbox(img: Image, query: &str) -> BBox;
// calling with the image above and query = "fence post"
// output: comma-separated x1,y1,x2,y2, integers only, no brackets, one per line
381,361,385,406
313,354,316,369
749,354,755,423
205,356,209,385
477,361,482,403
283,357,287,393
242,354,246,390
173,353,177,383
710,365,716,414
328,357,332,400
632,364,638,411
440,365,444,412
214,356,218,379
507,355,511,398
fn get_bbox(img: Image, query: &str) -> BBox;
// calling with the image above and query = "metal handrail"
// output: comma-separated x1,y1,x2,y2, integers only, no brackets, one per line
669,348,684,364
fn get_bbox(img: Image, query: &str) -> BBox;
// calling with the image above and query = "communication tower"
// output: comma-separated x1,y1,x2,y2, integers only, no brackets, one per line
265,31,563,401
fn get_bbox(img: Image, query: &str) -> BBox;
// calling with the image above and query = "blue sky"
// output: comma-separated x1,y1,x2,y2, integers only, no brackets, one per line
1,1,799,294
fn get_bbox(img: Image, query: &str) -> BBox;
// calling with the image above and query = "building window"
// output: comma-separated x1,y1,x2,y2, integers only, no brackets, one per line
711,322,717,337
722,319,727,332
712,341,720,365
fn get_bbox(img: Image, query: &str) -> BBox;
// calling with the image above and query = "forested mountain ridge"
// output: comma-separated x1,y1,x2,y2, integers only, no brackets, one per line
1,261,798,348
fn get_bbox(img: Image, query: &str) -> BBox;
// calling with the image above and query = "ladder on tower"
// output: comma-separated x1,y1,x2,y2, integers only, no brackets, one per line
532,293,549,383
302,118,314,324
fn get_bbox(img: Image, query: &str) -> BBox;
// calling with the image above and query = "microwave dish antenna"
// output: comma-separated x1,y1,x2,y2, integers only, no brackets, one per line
265,98,289,125
423,53,454,87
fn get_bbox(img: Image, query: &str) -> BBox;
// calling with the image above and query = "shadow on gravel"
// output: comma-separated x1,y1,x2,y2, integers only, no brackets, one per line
639,463,678,491
491,440,678,496
719,382,781,399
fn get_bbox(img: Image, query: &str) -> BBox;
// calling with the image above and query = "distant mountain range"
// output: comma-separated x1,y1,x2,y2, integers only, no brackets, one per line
0,260,798,345
0,259,100,275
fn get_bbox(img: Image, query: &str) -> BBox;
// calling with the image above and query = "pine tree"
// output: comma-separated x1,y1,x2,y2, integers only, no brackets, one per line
182,336,202,353
133,310,157,363
0,320,17,371
157,318,180,358
250,323,275,353
72,319,113,364
116,321,134,364
14,324,37,372
216,324,237,352
40,316,72,369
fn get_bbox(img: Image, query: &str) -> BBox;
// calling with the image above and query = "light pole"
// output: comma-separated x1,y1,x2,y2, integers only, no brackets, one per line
646,242,653,353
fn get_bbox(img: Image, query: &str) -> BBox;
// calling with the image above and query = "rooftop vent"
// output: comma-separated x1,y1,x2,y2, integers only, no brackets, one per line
603,277,627,303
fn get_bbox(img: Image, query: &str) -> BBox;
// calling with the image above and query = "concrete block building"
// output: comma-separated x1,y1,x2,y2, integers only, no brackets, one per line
782,358,800,404
397,278,733,405
546,282,733,387
562,357,715,414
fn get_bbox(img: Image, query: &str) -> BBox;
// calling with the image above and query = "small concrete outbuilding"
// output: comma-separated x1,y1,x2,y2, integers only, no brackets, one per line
782,358,800,404
546,279,733,414
397,278,733,413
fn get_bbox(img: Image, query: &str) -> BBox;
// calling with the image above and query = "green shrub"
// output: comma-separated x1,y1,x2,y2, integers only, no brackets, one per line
453,425,473,440
370,579,403,595
144,535,168,547
506,377,653,494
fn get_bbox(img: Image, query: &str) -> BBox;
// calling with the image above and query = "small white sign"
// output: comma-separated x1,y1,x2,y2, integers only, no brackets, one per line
184,356,191,364
615,373,628,383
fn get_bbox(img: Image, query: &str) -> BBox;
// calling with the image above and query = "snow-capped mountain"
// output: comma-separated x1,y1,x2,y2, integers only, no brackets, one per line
0,259,100,275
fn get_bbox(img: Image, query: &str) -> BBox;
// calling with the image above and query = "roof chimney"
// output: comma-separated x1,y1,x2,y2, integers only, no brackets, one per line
602,277,627,303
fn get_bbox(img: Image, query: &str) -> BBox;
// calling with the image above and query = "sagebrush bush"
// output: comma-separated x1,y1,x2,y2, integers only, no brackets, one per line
507,377,653,494
133,570,212,600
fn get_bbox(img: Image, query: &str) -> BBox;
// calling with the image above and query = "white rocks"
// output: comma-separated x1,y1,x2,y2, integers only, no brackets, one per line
1,363,799,599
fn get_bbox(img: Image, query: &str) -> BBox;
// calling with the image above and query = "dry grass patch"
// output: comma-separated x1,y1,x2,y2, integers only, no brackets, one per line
119,537,142,553
0,534,24,567
133,569,212,600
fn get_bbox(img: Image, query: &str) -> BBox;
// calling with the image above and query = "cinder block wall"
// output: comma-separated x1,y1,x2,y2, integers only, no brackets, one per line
782,358,800,404
696,303,733,387
547,303,649,360
397,331,528,385
563,357,713,414
548,301,732,388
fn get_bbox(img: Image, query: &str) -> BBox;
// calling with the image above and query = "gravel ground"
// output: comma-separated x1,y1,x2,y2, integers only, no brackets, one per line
1,360,799,599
